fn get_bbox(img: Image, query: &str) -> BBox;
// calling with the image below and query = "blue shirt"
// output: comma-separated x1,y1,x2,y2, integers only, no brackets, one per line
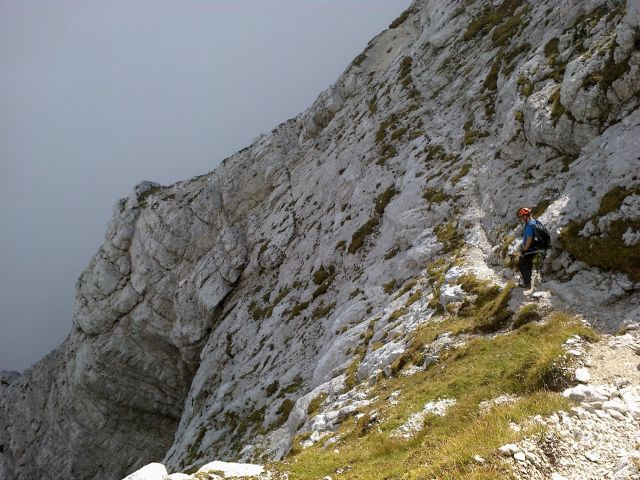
522,219,537,251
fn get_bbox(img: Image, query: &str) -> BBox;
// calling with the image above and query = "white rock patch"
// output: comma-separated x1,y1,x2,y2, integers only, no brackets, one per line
393,398,456,438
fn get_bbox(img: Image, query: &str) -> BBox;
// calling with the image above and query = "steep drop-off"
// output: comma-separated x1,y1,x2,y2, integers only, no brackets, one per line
1,1,639,479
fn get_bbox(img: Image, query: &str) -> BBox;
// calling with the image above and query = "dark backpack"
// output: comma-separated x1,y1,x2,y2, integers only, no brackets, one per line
532,220,551,250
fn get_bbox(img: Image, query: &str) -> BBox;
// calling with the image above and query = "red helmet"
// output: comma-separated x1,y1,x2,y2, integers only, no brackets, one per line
518,207,531,217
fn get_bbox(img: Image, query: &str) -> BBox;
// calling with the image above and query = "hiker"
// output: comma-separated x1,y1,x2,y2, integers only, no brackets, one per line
516,207,548,289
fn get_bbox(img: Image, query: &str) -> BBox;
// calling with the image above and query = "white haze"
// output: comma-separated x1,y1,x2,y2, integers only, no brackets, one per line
0,0,412,372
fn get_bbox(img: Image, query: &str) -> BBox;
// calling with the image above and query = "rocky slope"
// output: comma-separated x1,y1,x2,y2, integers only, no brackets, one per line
1,0,639,479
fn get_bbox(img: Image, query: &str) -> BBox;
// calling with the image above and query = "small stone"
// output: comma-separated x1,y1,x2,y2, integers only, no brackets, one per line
473,455,486,464
595,409,610,419
603,399,629,413
575,367,590,383
608,409,626,420
614,459,630,474
513,452,527,462
567,349,583,356
122,463,168,480
585,452,600,462
498,444,520,457
551,473,568,480
615,378,631,388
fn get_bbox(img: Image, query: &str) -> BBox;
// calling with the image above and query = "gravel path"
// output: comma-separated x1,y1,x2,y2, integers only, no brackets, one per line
504,328,640,480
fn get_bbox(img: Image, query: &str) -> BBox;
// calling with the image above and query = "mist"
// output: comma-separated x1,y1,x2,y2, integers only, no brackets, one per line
0,0,412,372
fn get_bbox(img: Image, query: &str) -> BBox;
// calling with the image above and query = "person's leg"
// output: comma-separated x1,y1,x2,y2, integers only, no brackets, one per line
518,253,533,287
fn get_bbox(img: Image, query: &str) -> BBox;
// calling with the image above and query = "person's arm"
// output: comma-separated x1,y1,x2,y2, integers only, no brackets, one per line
522,236,533,252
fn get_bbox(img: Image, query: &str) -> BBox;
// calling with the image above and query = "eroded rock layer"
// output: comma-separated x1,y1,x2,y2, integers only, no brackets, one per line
1,1,639,478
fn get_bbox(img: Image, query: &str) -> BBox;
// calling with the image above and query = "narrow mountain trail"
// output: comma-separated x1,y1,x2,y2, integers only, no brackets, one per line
462,206,640,478
506,328,640,480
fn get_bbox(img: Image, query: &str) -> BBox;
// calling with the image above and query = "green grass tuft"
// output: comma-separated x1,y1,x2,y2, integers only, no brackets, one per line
389,6,417,29
273,311,597,479
422,188,451,204
464,0,524,42
453,163,472,183
517,73,534,97
549,87,565,126
544,37,560,64
435,222,464,254
559,186,640,281
513,303,542,328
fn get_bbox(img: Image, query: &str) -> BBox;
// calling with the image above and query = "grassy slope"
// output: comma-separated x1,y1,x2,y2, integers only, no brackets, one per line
272,311,598,479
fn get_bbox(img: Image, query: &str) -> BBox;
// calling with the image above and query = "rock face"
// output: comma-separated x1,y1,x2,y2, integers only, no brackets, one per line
1,1,640,479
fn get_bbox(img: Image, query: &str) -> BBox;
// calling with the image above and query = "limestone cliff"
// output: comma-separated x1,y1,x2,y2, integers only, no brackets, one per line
1,0,639,479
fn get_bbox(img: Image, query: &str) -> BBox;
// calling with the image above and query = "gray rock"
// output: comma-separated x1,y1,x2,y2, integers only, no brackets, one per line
2,1,640,479
575,367,591,383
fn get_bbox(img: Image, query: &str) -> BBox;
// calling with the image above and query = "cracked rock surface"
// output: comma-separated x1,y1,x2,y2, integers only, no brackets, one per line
1,0,640,479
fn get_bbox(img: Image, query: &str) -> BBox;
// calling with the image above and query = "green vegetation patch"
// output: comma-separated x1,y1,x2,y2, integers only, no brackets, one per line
384,247,400,260
368,94,378,115
307,392,328,415
456,276,514,333
544,37,560,64
313,264,335,286
348,217,380,254
502,42,532,77
464,0,524,42
483,49,503,92
549,87,565,126
389,6,417,29
275,399,296,425
248,286,291,320
348,185,398,254
289,301,310,318
377,143,398,165
490,4,529,48
138,185,166,208
375,185,398,214
513,303,542,328
463,120,489,147
435,222,464,254
272,312,597,480
582,45,631,93
422,188,451,204
312,302,336,319
398,56,413,86
383,279,397,294
517,73,534,97
453,163,472,183
560,185,640,281
531,198,552,218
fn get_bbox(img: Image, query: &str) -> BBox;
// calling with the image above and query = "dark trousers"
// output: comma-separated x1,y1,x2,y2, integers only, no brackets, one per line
519,252,535,287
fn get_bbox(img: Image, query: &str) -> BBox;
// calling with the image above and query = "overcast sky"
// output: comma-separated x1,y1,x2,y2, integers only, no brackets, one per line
0,0,411,372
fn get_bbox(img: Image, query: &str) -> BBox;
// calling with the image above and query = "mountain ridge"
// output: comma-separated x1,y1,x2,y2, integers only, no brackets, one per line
1,0,639,478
